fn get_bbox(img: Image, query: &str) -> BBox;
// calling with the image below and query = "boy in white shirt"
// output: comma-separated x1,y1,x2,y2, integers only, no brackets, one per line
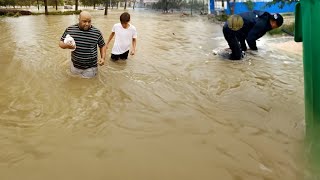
106,12,137,61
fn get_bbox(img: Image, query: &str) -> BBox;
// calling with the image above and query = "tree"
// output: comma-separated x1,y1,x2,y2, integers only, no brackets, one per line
266,0,299,9
44,0,48,15
5,0,16,8
75,0,78,10
190,0,193,15
47,0,63,10
225,0,235,14
80,0,95,9
161,0,168,12
16,0,31,7
104,0,108,15
244,0,254,11
65,0,73,4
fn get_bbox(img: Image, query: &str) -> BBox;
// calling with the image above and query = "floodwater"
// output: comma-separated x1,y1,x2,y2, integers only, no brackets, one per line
0,8,305,180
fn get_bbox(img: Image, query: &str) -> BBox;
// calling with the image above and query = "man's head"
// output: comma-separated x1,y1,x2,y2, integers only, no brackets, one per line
78,11,92,31
120,12,130,28
270,13,283,29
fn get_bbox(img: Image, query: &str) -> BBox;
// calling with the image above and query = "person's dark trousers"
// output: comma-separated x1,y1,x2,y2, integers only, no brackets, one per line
111,50,129,61
223,24,242,60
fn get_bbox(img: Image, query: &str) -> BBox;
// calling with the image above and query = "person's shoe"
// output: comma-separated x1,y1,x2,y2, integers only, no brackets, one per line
229,55,241,60
228,53,242,60
241,51,246,59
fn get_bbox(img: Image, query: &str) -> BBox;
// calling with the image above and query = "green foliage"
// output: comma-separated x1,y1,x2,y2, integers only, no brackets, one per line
47,0,64,6
64,0,74,5
32,10,81,15
0,0,16,6
152,0,207,11
268,27,282,35
282,22,294,33
48,10,81,15
216,14,228,21
268,22,294,35
16,0,32,6
281,12,294,16
13,11,21,16
0,0,47,7
80,0,105,6
265,0,298,9
6,11,15,16
244,0,254,11
3,11,21,17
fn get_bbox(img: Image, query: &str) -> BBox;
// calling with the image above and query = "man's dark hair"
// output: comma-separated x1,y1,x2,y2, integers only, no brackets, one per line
270,13,283,27
120,12,130,23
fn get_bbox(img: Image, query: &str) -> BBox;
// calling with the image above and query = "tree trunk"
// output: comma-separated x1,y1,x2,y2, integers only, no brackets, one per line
165,0,168,12
231,0,235,14
75,0,78,11
44,0,48,15
124,0,127,10
226,0,234,14
55,0,58,10
202,0,204,13
104,1,108,15
37,0,39,10
191,0,193,15
93,3,95,9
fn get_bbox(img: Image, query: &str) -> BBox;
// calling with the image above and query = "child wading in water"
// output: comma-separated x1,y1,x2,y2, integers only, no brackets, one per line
106,12,137,61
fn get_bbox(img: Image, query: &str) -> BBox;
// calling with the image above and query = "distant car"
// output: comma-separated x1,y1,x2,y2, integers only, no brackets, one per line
64,5,73,9
96,6,105,10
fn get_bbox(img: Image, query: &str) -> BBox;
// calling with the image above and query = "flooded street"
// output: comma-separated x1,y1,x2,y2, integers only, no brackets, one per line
0,9,304,180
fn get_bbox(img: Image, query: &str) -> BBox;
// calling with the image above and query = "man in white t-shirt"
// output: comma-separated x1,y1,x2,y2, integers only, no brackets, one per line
106,12,137,61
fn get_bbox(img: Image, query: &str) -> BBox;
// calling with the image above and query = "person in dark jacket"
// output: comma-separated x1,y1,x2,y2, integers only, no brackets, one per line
223,10,284,60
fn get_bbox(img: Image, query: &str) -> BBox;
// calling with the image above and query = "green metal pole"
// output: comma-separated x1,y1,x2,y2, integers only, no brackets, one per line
301,0,320,154
295,0,320,178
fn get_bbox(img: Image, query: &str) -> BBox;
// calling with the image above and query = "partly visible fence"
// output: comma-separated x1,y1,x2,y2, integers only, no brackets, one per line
210,1,297,15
